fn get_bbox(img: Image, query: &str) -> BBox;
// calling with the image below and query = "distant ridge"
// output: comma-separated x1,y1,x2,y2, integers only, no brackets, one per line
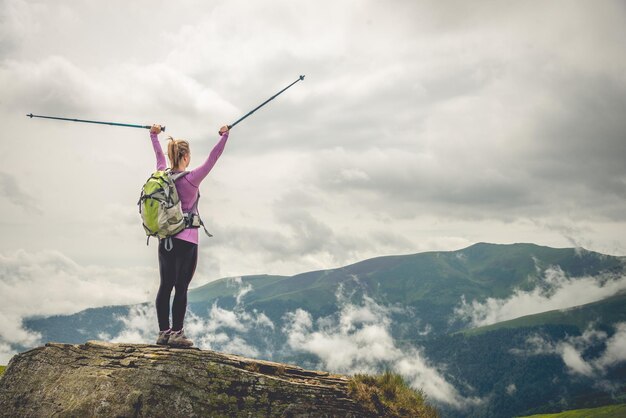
26,242,626,344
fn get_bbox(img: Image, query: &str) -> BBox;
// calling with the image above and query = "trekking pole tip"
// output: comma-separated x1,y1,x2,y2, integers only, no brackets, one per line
27,113,33,118
299,75,305,81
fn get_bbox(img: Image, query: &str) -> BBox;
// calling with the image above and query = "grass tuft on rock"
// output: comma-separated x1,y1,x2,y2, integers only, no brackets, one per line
0,366,5,377
348,371,439,418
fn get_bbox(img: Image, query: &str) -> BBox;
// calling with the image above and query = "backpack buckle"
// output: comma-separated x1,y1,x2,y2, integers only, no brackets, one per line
183,213,201,228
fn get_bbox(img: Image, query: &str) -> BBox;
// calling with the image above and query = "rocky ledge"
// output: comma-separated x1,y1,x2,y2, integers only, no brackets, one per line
0,341,375,417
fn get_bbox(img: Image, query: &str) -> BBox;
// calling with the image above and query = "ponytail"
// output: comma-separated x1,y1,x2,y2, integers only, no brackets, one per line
167,136,190,169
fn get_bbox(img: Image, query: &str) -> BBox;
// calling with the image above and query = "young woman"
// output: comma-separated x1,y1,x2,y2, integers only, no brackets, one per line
149,123,230,347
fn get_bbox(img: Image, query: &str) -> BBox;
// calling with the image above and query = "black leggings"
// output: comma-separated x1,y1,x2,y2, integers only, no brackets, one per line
156,238,198,331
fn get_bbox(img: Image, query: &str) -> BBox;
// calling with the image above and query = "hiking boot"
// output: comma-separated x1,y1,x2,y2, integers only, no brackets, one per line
168,329,193,348
156,329,171,345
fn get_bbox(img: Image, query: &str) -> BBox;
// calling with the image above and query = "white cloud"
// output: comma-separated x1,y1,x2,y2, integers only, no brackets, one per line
227,277,253,305
0,249,156,317
0,55,237,126
0,249,158,363
0,171,41,214
204,303,248,333
110,304,155,344
108,278,274,358
513,323,626,378
0,312,40,355
593,323,626,371
283,294,481,408
560,344,595,377
454,267,626,327
108,304,264,359
1,0,626,292
0,341,15,366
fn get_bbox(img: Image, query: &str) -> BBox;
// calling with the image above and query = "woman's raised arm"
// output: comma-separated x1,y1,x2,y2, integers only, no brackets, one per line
185,126,230,186
150,124,167,171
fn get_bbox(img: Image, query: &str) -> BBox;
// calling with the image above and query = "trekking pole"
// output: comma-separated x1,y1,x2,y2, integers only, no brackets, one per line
224,75,305,134
26,113,166,132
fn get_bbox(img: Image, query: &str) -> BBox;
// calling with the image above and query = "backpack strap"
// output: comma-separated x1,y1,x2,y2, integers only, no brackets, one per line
192,191,212,237
183,199,213,237
171,170,213,237
197,215,213,237
169,170,189,182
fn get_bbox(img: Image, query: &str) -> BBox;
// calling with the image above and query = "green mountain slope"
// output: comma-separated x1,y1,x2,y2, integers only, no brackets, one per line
190,243,624,307
519,403,626,417
463,291,626,336
187,274,288,303
187,242,625,331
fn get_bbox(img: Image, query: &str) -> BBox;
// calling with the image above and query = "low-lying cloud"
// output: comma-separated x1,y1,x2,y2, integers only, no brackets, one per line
454,266,626,327
106,277,480,407
283,290,480,408
108,277,274,358
512,323,626,379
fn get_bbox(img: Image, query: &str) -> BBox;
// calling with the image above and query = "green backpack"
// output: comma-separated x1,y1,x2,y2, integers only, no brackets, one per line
137,170,188,250
138,170,213,250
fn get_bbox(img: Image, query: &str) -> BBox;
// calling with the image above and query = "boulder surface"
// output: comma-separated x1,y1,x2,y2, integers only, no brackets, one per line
0,341,376,417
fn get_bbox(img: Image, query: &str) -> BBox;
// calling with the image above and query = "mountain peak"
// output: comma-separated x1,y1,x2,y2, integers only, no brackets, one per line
0,341,433,417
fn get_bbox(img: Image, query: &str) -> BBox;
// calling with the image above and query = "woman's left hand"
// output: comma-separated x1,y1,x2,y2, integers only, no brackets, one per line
218,125,229,135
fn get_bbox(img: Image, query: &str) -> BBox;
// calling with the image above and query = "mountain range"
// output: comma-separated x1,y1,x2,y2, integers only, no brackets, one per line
21,243,626,417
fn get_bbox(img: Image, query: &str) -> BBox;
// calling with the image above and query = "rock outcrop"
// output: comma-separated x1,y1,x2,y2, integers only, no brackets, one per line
0,341,375,417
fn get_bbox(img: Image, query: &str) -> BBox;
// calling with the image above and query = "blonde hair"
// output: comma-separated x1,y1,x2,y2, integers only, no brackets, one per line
167,137,190,169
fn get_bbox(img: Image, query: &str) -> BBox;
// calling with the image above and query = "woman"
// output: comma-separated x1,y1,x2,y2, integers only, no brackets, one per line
149,123,230,347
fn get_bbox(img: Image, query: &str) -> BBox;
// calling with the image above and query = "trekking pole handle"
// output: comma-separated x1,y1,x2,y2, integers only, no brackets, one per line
217,125,232,136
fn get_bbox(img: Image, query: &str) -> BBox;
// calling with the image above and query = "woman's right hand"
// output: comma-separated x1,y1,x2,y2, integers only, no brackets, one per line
150,124,162,134
218,125,230,135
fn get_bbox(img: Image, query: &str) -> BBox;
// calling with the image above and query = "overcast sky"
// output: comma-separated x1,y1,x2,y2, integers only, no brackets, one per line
1,0,626,320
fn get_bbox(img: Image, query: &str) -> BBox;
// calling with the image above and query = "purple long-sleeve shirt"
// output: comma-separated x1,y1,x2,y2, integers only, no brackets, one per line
150,131,229,244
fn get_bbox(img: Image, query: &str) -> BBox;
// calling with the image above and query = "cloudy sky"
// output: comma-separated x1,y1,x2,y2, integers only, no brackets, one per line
1,0,626,320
